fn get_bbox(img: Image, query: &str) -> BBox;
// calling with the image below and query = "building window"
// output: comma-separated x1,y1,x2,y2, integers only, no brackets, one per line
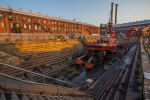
44,26,46,29
55,27,57,30
48,20,50,24
52,27,54,30
23,17,26,21
35,25,37,30
39,26,41,30
1,22,5,28
24,24,26,29
44,20,46,23
29,25,31,29
0,14,4,18
28,18,31,22
10,23,13,28
16,23,19,27
59,22,60,25
59,27,60,30
39,19,41,23
8,16,13,20
52,21,54,24
55,22,57,24
15,16,18,20
65,29,66,31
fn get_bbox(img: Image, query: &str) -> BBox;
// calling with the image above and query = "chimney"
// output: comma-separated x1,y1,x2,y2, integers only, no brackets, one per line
115,4,118,25
111,2,114,23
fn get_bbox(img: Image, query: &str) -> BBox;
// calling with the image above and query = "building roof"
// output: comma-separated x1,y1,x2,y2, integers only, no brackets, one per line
114,27,144,33
114,19,150,28
0,6,98,27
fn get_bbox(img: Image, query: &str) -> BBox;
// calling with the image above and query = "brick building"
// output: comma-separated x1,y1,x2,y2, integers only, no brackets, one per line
100,19,150,37
0,6,100,34
114,19,150,37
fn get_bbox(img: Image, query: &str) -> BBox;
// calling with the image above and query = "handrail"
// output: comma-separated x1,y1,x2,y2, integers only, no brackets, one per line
0,72,94,98
0,62,78,87
0,72,80,91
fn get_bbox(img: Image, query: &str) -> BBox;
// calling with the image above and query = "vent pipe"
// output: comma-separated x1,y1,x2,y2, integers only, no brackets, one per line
115,4,118,25
111,2,114,23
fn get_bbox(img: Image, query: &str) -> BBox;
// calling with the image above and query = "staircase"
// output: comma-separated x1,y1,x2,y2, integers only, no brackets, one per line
0,86,93,100
0,70,94,100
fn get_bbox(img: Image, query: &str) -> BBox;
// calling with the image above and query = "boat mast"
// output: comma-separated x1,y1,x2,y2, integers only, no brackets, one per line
108,2,114,35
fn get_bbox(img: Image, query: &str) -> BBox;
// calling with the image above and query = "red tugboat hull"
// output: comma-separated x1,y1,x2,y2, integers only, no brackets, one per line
87,43,117,52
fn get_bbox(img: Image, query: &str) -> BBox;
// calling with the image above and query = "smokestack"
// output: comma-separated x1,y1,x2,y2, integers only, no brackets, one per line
115,4,118,25
111,2,114,23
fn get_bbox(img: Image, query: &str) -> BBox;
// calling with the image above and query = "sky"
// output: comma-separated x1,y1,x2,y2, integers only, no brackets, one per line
1,0,150,27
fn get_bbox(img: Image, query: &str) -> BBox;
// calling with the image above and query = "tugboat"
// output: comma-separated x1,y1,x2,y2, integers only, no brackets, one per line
85,22,118,69
76,21,118,69
76,3,118,69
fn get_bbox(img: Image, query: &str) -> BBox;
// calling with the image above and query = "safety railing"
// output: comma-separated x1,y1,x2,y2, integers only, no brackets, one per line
0,72,93,99
0,62,79,88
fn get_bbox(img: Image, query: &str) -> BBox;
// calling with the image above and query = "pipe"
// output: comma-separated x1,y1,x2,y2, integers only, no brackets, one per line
88,55,93,63
77,54,86,60
115,4,118,25
111,2,114,23
86,55,94,69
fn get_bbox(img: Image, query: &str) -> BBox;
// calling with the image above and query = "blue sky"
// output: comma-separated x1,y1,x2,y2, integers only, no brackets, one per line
1,0,150,26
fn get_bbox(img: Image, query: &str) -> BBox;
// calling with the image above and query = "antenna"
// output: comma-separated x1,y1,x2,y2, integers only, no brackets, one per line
107,10,111,23
8,5,12,12
8,5,10,9
73,18,76,21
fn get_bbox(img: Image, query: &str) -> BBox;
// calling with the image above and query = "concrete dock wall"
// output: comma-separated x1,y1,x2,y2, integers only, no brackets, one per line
0,33,100,42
